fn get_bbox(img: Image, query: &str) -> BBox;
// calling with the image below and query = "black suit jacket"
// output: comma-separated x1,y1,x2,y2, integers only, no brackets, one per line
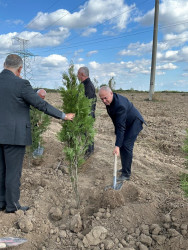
82,78,97,118
106,93,145,147
0,69,63,146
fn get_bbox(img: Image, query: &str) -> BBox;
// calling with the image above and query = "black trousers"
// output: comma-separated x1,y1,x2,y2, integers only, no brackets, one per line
120,119,143,177
0,144,25,210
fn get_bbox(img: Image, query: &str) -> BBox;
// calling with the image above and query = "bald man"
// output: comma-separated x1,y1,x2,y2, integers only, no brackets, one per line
99,86,145,181
37,89,46,99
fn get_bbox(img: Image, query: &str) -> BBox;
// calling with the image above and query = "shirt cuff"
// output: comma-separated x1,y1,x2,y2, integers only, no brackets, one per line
62,112,66,120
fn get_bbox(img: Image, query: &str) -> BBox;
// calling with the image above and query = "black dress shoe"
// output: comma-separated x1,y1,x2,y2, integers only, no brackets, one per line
84,150,94,159
0,206,6,211
5,206,29,213
117,175,130,182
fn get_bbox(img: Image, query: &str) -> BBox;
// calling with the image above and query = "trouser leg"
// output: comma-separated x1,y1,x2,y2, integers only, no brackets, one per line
0,145,6,207
4,145,25,211
87,141,94,154
120,119,143,177
120,138,135,177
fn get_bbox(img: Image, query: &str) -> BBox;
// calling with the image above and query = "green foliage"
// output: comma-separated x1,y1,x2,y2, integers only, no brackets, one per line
180,130,188,197
59,63,95,207
30,107,51,152
100,84,107,88
180,173,188,197
93,78,99,92
182,129,188,167
108,76,116,90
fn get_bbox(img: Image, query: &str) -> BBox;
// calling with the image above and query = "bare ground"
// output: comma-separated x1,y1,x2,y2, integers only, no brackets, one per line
0,92,188,250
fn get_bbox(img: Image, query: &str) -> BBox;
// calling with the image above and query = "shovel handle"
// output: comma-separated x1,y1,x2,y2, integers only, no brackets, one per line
113,154,117,189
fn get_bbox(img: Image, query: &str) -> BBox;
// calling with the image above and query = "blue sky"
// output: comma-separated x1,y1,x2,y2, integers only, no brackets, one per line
0,0,188,91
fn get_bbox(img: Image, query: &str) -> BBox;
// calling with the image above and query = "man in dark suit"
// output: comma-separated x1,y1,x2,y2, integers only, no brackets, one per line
0,54,75,213
77,67,97,157
99,86,145,181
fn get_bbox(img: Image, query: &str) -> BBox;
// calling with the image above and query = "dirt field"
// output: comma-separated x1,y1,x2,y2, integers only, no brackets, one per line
0,92,188,250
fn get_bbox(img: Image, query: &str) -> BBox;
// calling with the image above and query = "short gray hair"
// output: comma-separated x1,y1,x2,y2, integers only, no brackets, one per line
79,67,89,77
4,54,23,69
99,86,112,93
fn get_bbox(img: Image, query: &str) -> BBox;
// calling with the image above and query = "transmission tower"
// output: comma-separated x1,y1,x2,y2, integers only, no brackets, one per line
12,37,35,81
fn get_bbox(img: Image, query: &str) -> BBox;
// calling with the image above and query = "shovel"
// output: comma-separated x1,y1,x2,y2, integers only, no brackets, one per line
0,237,27,248
105,154,123,191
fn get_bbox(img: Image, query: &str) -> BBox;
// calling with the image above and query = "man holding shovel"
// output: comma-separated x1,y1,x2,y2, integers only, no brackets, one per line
99,86,145,181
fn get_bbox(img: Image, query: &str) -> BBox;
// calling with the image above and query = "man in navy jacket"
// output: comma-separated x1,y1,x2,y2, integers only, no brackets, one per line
77,67,97,157
99,86,145,181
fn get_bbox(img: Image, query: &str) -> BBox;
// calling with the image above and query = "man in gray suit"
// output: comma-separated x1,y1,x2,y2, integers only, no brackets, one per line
0,54,75,213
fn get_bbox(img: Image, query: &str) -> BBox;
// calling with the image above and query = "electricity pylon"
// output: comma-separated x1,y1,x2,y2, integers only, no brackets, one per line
12,37,35,80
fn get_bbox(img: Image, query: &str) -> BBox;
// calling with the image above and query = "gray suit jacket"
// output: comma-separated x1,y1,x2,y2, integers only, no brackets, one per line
0,69,63,146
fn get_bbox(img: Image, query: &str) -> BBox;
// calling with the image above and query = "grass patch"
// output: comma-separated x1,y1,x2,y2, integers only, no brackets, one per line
180,129,188,197
182,129,188,168
180,173,188,197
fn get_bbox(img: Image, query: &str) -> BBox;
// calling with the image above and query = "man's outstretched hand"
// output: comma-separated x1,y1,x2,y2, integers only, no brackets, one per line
65,113,75,121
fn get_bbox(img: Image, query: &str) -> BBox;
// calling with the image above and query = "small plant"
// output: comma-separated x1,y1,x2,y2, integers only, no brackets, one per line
180,173,188,197
29,107,51,153
108,76,116,90
180,129,188,197
58,63,95,208
182,129,188,168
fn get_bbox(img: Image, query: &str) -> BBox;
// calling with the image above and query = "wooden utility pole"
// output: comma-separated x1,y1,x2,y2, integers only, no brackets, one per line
149,0,159,101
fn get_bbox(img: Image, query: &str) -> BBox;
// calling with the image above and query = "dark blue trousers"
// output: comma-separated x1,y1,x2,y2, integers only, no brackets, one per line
0,145,25,211
120,119,143,177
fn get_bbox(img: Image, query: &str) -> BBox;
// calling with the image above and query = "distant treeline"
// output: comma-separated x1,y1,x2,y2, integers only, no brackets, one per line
38,87,188,94
33,88,61,93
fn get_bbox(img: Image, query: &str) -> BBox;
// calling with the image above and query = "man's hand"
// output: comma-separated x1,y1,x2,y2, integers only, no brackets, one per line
113,146,120,156
65,113,75,121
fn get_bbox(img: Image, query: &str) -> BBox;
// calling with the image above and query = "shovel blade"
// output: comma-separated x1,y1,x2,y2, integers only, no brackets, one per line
105,181,123,191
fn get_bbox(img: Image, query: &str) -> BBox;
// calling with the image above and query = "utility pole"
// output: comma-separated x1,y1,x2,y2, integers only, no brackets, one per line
149,0,159,101
12,37,35,80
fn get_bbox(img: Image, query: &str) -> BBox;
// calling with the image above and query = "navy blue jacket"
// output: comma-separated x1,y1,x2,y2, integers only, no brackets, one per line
82,78,97,118
106,93,145,147
0,69,63,145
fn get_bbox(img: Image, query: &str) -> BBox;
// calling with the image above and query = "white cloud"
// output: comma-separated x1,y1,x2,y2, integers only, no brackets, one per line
19,28,70,48
86,50,98,57
157,46,188,62
77,58,84,62
156,63,177,70
89,61,100,69
119,42,152,56
163,31,188,48
41,54,68,67
74,49,84,57
6,19,24,25
156,71,165,76
0,28,70,53
135,0,188,34
27,0,134,31
82,28,97,36
0,32,17,51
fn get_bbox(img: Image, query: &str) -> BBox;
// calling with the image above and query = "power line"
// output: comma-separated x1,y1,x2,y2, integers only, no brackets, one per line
32,0,151,52
34,16,188,55
21,0,64,33
30,0,87,40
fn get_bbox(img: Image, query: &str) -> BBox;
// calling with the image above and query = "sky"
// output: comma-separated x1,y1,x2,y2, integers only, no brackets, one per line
0,0,188,91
